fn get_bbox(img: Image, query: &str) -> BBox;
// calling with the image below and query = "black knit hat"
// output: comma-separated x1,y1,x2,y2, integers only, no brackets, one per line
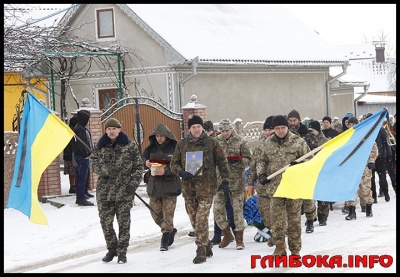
188,115,203,128
309,120,321,133
272,115,288,128
322,116,332,124
263,116,274,130
203,120,214,131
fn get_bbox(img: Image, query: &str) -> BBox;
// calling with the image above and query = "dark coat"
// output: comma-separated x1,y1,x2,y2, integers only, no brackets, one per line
142,123,181,197
72,110,92,158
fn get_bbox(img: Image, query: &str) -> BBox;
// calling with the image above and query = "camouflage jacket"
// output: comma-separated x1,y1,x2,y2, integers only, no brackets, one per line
216,131,252,192
170,131,230,198
368,142,379,165
303,129,319,150
90,131,143,202
247,136,266,190
256,131,312,196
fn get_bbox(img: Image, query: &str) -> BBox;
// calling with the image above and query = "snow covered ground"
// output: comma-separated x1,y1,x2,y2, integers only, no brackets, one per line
4,171,396,273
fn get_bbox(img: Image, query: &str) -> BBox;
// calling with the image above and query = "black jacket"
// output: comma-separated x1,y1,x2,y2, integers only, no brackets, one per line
142,123,181,197
72,110,92,158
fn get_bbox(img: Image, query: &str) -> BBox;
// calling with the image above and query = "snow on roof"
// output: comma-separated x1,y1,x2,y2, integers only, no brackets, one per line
126,4,346,63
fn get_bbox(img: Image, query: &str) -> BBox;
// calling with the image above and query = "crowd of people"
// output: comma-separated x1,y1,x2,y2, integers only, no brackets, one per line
62,109,396,264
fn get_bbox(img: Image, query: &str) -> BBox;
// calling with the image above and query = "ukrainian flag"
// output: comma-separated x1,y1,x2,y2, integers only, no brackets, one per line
274,108,388,202
7,91,75,225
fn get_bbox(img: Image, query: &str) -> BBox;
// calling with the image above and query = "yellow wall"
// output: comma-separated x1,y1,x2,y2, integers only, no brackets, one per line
4,72,47,131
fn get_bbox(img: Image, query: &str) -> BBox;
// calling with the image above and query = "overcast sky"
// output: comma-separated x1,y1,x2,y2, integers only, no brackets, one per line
283,4,396,46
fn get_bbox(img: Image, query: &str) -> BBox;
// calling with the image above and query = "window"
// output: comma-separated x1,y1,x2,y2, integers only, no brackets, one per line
96,8,115,39
98,88,119,111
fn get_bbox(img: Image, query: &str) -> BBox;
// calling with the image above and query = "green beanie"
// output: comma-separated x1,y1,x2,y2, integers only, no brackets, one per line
105,118,122,129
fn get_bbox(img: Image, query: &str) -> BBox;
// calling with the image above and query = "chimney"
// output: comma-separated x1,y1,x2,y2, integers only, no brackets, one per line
373,41,386,63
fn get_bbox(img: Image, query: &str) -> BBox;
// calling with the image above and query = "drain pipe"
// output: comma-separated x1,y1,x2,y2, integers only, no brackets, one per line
353,83,370,117
179,56,199,109
326,61,349,116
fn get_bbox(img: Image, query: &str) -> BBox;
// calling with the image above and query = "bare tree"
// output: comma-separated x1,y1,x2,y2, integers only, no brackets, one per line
4,4,153,122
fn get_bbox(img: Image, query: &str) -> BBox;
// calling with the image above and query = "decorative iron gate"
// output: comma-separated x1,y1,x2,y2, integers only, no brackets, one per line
101,96,183,154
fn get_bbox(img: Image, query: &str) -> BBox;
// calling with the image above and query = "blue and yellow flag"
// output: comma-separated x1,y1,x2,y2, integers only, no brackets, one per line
7,91,75,225
274,108,388,202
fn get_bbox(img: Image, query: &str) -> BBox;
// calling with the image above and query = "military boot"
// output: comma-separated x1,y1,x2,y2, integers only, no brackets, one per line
193,246,207,264
160,232,170,251
305,219,314,233
366,204,373,217
345,206,356,220
206,240,213,257
361,206,366,212
219,227,235,248
235,230,245,250
273,243,287,256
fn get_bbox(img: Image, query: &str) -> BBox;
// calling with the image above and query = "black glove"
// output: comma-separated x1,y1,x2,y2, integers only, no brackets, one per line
258,174,269,185
228,159,240,165
179,170,194,180
367,163,375,170
290,160,299,166
218,181,230,199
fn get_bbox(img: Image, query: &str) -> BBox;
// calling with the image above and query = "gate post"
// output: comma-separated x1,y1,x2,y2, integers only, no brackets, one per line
181,95,207,137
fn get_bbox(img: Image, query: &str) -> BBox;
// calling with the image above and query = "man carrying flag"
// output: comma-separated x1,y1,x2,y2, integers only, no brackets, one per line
7,91,75,225
257,115,312,256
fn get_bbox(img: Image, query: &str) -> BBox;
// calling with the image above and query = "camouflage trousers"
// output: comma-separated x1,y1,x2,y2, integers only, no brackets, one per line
149,195,177,233
256,194,272,229
213,190,246,232
97,200,133,256
185,195,213,247
346,166,374,206
303,199,317,221
270,197,302,253
317,201,330,222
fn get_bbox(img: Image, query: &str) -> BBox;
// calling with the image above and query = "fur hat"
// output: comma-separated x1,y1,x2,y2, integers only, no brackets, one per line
347,116,359,125
219,118,233,131
272,115,288,128
203,120,214,131
322,116,332,124
263,116,274,130
105,118,122,129
287,109,301,121
309,120,321,133
188,115,203,128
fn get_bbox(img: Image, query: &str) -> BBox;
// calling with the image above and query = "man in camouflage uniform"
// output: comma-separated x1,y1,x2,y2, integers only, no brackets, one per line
90,118,143,264
344,117,378,220
304,121,330,227
170,115,230,264
214,118,251,250
289,109,318,234
204,120,236,245
257,115,312,256
247,116,277,246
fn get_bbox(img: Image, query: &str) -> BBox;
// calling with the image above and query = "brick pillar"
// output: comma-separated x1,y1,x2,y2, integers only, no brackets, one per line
71,98,103,190
38,158,61,199
181,95,207,137
4,132,18,209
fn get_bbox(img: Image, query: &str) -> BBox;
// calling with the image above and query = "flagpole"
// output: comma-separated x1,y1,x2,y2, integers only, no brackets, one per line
267,144,324,180
74,135,92,153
